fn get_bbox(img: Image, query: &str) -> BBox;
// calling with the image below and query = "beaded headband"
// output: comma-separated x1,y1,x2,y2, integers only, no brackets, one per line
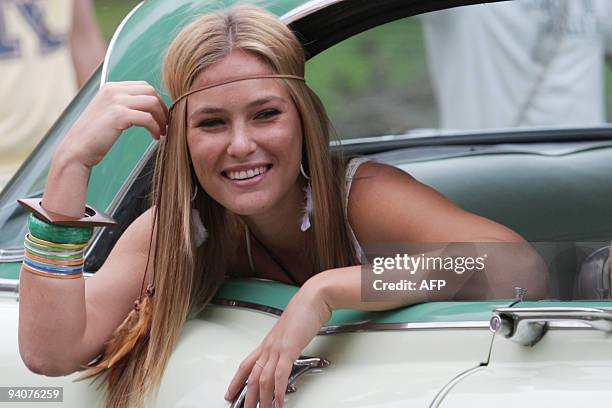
168,74,306,113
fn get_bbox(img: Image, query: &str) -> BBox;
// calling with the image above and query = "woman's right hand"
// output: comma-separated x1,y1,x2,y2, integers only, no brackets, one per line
60,81,169,169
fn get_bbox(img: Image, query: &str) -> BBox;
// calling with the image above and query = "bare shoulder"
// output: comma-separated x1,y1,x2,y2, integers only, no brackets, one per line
346,161,418,241
347,160,522,243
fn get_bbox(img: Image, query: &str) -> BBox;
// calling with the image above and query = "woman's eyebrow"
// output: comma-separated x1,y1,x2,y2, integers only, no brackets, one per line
246,95,286,108
189,95,286,120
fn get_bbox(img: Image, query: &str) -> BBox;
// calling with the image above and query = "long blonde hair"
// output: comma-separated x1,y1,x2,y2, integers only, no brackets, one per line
80,5,359,407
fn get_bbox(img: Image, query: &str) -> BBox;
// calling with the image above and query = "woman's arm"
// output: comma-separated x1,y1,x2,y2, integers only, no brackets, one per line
19,82,167,376
226,161,549,408
346,161,549,300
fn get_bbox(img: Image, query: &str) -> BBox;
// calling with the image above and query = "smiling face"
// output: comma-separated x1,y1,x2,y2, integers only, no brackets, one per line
186,50,304,216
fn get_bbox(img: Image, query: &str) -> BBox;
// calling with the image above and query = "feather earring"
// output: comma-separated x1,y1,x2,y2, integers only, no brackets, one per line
75,285,155,384
300,163,312,232
190,185,208,246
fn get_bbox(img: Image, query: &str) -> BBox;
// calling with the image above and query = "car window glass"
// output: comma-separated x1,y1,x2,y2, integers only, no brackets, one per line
307,0,612,140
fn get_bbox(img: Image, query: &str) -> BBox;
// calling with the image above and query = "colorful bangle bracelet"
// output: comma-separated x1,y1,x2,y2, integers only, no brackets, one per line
21,264,82,280
26,234,89,250
25,252,83,267
28,214,93,245
22,257,83,274
24,235,85,253
24,244,83,260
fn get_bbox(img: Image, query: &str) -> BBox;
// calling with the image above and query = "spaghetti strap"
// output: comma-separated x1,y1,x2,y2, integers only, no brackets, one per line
344,157,371,263
245,225,255,274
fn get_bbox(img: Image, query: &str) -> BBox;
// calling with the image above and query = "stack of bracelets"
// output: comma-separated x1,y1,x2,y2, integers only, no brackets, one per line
18,198,117,279
22,214,93,279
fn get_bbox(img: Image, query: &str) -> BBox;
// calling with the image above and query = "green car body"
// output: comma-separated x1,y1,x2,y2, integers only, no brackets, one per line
1,0,612,406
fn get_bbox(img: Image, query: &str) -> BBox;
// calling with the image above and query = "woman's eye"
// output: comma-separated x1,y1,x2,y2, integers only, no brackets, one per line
197,118,225,128
255,109,280,120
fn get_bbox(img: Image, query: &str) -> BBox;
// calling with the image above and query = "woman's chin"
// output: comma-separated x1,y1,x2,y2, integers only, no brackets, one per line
223,199,272,217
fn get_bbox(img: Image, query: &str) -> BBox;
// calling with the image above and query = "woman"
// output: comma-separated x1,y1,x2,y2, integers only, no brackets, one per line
18,5,548,408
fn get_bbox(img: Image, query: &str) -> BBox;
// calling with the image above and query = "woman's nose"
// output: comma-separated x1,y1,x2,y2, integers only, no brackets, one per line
226,123,256,157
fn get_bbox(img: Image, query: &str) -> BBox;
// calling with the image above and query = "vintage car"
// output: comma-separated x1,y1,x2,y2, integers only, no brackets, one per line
2,0,612,406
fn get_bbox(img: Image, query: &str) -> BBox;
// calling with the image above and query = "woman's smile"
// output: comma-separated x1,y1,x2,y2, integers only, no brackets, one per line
222,163,273,187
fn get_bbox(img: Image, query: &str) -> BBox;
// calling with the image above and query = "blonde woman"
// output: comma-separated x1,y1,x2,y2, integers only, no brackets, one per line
18,5,548,408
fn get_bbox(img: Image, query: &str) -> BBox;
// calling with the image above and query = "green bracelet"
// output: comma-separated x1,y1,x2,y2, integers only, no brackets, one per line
28,214,93,245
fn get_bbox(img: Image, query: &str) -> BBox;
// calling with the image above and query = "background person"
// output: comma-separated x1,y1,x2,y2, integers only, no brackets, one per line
0,0,106,190
422,0,612,130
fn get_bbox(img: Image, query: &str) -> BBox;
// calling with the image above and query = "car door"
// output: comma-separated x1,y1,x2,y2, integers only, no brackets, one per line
436,300,612,407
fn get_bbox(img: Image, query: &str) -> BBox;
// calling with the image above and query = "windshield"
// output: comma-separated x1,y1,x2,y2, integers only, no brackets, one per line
0,68,101,252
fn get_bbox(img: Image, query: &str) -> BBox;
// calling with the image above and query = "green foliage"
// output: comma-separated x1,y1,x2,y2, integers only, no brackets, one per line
94,0,141,40
307,17,437,139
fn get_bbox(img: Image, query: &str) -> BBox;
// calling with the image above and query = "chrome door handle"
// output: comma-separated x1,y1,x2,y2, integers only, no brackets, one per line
230,355,330,408
490,307,612,346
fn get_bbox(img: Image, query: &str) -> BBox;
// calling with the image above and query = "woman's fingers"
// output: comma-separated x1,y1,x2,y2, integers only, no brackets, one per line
120,83,170,119
226,348,261,401
121,109,162,139
273,354,294,408
244,356,266,408
121,95,168,136
259,354,279,408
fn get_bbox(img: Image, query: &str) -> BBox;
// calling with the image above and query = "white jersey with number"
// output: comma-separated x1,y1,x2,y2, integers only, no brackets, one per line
0,0,76,188
423,0,612,130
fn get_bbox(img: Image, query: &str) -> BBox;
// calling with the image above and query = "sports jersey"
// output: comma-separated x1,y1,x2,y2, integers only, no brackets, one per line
0,0,77,188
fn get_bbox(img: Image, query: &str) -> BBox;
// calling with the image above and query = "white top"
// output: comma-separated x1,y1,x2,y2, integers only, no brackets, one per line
422,0,612,130
0,0,77,188
245,157,370,274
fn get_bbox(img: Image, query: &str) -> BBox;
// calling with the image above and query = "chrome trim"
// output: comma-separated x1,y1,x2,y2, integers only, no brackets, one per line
491,307,612,346
212,299,490,333
100,1,145,86
319,320,491,334
212,298,284,317
429,365,485,408
279,0,344,24
0,247,24,263
0,278,19,293
230,355,330,408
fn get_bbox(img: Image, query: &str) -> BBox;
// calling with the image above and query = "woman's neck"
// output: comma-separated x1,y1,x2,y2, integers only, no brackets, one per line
241,180,308,256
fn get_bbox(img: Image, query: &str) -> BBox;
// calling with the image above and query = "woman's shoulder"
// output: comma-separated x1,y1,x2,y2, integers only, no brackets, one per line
346,159,415,196
345,159,421,242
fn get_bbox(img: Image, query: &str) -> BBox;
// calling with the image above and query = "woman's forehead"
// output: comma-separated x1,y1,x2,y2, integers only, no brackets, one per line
192,50,274,88
185,51,292,114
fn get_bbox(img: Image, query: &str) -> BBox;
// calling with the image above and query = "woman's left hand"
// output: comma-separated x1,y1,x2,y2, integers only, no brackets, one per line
224,280,331,408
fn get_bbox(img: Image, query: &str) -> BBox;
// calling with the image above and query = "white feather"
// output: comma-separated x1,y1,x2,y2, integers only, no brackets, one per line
190,208,208,246
300,183,313,232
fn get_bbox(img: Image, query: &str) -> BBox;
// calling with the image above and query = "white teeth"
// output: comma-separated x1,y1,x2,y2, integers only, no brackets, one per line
227,166,268,180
